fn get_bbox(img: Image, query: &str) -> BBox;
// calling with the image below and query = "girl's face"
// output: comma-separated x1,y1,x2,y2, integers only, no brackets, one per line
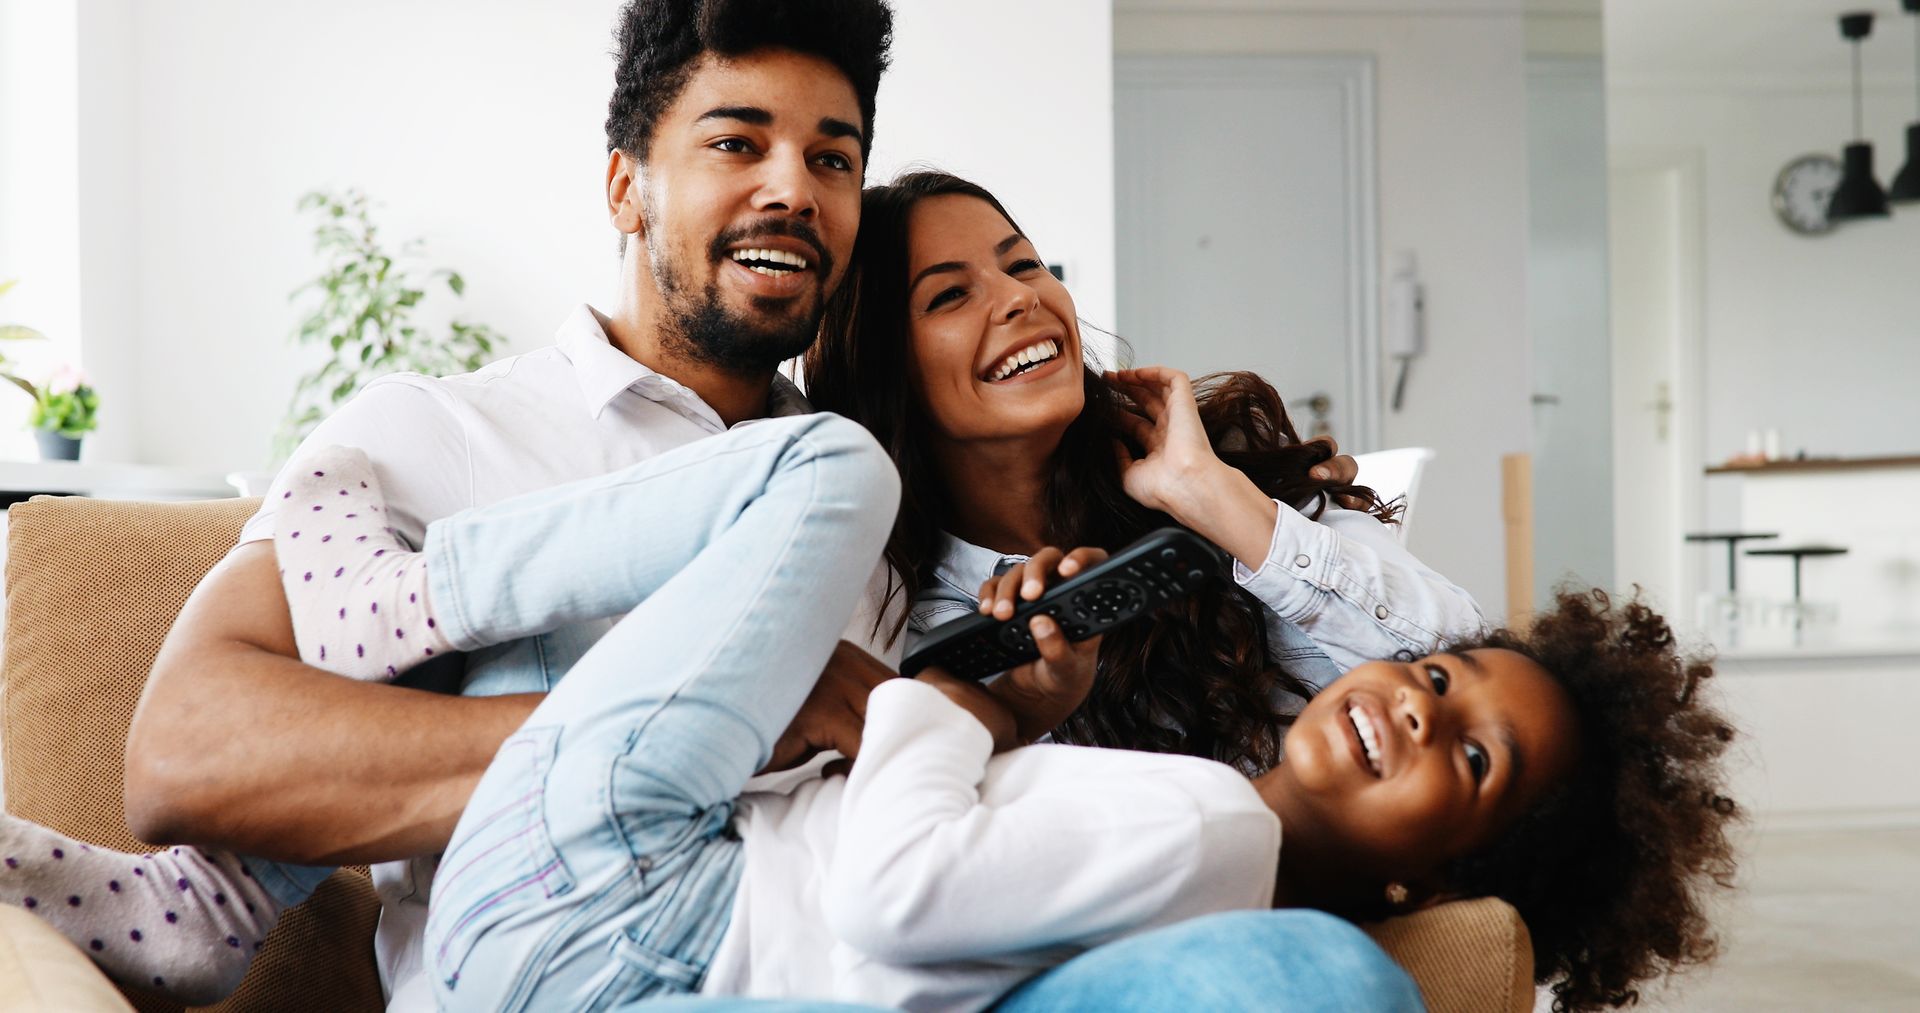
903,195,1087,443
1265,648,1581,887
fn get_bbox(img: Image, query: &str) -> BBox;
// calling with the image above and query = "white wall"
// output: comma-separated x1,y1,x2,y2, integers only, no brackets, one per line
1115,1,1535,614
0,0,84,461
1609,84,1920,469
30,0,1113,472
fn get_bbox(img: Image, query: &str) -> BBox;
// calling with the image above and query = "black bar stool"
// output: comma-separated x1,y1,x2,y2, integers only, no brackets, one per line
1744,545,1850,606
1684,532,1780,593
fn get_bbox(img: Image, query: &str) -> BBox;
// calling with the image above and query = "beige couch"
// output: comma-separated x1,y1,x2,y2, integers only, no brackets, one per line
0,495,1535,1012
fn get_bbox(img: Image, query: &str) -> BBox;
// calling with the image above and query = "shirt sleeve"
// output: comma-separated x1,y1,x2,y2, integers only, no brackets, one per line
237,378,474,549
1233,497,1486,670
822,679,1276,964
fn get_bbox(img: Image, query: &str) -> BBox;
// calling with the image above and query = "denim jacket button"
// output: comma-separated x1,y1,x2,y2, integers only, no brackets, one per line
1293,554,1311,568
1374,604,1390,620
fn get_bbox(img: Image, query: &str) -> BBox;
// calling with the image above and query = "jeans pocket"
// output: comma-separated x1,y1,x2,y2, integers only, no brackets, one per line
426,724,577,994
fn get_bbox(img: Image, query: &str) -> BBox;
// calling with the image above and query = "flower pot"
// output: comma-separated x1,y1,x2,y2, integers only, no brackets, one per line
35,430,81,461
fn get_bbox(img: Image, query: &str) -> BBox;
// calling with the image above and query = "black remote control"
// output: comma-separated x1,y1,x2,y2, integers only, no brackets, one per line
900,528,1227,681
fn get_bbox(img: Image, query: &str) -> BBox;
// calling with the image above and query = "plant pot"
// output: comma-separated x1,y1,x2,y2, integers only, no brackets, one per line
35,430,81,461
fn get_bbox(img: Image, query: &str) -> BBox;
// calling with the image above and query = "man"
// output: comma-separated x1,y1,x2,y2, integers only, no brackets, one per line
23,1,896,1005
4,1,1420,1009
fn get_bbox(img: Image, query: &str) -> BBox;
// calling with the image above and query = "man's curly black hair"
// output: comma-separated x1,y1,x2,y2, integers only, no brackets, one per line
1443,589,1741,1011
605,0,894,163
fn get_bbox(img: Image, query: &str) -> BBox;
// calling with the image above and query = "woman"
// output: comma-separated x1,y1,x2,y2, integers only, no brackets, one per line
804,170,1484,772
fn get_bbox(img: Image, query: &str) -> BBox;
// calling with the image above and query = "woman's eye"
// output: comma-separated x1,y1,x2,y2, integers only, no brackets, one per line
1464,741,1489,783
927,286,965,311
1425,664,1450,695
1009,257,1045,274
712,138,753,154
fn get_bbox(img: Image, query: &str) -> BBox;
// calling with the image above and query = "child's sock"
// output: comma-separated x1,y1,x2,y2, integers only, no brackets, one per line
0,816,283,1004
274,446,453,680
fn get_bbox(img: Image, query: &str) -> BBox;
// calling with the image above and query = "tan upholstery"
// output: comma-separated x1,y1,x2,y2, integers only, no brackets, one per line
0,903,134,1013
1365,896,1536,1013
2,496,384,1012
1,495,1536,1011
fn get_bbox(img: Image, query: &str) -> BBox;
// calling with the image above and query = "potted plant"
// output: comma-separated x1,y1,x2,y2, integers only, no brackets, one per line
0,280,99,460
276,190,504,460
26,363,101,460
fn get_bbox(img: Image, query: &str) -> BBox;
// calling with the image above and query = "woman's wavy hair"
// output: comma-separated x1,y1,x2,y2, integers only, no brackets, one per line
804,170,1396,771
1442,589,1741,1012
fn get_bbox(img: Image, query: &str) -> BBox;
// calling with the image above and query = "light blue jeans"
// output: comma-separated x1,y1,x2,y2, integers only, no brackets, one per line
612,909,1424,1012
398,413,898,1010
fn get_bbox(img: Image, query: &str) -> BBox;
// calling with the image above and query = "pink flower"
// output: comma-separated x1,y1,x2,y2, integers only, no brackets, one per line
45,363,86,396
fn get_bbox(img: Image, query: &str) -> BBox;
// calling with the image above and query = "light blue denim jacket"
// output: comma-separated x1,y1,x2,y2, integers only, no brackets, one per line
906,494,1485,696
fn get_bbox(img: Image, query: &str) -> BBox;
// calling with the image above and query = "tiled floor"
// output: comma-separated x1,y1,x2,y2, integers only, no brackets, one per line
1541,824,1920,1010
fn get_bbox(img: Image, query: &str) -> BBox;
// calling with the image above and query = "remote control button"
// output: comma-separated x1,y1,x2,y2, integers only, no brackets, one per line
1187,568,1207,583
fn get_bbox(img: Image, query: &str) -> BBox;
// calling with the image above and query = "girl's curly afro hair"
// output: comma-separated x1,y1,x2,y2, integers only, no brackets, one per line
1444,589,1741,1011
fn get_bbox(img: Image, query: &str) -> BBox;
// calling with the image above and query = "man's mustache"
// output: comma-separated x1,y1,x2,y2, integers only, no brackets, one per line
710,220,833,279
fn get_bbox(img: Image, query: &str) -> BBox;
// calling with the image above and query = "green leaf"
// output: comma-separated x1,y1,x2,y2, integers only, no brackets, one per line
0,325,47,342
0,279,16,299
446,272,465,296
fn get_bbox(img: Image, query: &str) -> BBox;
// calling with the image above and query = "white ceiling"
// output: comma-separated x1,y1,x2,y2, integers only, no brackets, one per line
1607,0,1920,92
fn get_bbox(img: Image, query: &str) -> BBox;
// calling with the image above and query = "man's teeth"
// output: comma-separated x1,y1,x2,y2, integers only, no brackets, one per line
987,339,1062,382
1348,703,1383,775
730,248,810,275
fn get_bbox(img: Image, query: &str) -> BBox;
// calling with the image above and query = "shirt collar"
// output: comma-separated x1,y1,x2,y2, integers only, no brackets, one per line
931,531,1029,598
556,304,814,427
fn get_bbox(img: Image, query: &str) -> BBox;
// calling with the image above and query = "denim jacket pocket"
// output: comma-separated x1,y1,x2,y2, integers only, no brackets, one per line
426,723,577,992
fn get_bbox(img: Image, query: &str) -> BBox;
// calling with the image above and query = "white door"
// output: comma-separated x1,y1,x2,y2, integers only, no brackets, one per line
1115,56,1378,451
1608,159,1699,615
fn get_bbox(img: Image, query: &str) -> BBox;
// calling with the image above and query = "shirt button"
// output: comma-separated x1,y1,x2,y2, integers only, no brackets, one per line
636,857,654,872
1375,605,1391,620
1294,554,1312,568
1393,649,1416,661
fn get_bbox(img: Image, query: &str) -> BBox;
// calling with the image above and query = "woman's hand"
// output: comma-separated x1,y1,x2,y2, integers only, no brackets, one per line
972,546,1108,745
1105,366,1224,517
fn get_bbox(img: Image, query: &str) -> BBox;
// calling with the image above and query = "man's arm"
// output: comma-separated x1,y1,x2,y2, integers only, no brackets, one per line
123,540,540,866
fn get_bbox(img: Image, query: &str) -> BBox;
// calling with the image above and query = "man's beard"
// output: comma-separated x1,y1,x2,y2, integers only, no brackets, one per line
647,211,833,374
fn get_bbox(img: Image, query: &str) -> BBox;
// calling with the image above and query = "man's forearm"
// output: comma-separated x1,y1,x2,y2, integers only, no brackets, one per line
122,541,541,866
126,642,539,864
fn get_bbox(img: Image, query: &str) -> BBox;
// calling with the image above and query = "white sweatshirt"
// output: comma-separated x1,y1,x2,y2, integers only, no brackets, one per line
701,679,1281,1012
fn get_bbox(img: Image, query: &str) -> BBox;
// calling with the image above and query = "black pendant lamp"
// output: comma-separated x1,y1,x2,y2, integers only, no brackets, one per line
1829,11,1892,220
1889,0,1920,203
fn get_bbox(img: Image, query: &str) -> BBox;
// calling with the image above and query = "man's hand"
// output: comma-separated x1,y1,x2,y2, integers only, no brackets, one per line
760,640,895,774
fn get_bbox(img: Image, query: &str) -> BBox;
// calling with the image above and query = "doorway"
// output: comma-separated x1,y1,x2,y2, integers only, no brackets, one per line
1114,55,1379,451
1608,152,1706,616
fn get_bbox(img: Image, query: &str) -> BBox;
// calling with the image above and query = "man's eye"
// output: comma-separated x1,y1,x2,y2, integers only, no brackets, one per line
1465,741,1489,783
712,138,753,153
927,286,965,310
1425,664,1450,695
1009,258,1044,274
817,152,854,172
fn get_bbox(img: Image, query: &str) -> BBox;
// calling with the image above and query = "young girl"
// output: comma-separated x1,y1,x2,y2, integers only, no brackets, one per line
249,427,1728,1012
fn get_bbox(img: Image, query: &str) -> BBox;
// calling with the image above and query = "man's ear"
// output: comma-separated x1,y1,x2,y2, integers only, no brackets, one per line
606,150,645,239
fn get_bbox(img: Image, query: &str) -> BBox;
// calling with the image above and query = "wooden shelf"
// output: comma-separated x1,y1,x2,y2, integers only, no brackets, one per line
1705,454,1920,476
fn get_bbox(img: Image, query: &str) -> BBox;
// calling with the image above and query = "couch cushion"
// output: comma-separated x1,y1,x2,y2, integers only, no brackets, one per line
2,496,383,1012
1364,896,1536,1013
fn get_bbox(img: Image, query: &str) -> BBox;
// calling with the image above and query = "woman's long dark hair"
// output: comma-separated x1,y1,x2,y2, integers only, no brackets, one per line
804,171,1397,771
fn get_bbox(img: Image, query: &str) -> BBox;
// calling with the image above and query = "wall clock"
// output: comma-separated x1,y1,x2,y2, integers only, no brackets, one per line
1772,153,1844,236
